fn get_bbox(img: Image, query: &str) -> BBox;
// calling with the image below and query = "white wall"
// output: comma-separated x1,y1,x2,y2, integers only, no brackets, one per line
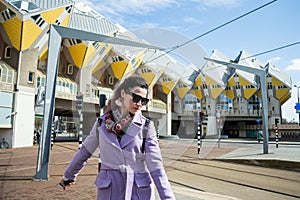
185,121,195,137
12,86,35,148
158,114,167,136
206,116,217,137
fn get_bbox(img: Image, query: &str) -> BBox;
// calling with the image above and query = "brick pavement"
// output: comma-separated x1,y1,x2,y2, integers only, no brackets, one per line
0,142,99,200
0,140,238,200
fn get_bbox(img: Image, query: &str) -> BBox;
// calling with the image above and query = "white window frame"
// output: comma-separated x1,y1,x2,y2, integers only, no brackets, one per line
85,84,90,93
4,46,11,58
28,71,34,84
67,64,73,74
108,76,114,85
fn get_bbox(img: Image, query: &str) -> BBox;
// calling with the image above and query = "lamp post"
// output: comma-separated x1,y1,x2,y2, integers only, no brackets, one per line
294,85,300,126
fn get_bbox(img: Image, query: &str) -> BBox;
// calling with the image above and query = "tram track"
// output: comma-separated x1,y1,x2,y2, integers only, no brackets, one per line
168,165,300,199
1,142,299,199
164,155,300,199
173,157,300,183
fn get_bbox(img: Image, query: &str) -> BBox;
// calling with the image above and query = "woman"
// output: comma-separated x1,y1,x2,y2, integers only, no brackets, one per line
60,76,175,200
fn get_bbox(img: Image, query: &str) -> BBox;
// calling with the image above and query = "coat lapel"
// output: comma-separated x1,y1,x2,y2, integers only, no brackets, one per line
120,111,144,149
99,120,121,149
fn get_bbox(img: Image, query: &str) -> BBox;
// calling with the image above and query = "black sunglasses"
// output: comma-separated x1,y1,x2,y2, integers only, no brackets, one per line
128,92,149,106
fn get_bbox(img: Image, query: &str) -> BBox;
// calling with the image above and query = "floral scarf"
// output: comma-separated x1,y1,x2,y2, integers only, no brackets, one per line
104,109,133,141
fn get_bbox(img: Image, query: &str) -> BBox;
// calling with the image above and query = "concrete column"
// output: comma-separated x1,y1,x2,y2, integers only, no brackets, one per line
13,49,38,148
82,112,98,140
81,65,93,95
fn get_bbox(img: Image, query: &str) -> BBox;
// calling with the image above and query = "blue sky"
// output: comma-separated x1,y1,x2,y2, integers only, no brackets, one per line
75,0,300,122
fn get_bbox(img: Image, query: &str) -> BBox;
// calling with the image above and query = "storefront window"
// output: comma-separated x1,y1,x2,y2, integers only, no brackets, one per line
0,91,14,125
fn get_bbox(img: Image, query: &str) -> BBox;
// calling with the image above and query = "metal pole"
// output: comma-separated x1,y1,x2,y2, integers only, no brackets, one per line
78,109,83,149
297,86,300,126
275,121,278,148
157,121,160,142
51,121,54,150
33,26,61,180
218,125,221,148
260,75,269,154
98,93,106,172
76,94,84,149
216,112,221,148
98,112,102,173
257,119,260,142
197,112,202,154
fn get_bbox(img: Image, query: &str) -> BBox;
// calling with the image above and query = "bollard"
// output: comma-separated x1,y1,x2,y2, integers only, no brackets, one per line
197,113,202,154
78,110,83,149
51,131,54,150
51,122,55,150
98,94,106,172
76,94,83,149
197,112,205,155
216,113,221,148
276,128,278,148
218,126,221,148
275,118,279,148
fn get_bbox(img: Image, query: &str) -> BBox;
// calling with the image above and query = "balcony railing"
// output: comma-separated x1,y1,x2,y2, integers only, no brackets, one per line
179,108,278,118
147,99,166,113
0,82,14,92
152,99,166,109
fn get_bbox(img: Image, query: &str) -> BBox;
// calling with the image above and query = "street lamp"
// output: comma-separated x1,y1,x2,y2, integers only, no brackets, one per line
294,85,300,126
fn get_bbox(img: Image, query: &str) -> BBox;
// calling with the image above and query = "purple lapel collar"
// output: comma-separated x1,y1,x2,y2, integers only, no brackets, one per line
120,111,144,149
99,120,121,149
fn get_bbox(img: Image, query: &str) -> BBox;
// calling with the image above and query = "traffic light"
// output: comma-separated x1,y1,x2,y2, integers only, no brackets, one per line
76,94,83,110
275,118,279,126
199,112,208,125
200,112,205,120
99,94,107,109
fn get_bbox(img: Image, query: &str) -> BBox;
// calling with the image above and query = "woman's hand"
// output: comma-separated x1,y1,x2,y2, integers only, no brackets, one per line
58,178,75,190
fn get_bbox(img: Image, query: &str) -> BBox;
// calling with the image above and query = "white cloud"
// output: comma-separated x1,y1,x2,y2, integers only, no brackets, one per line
267,56,280,63
200,0,242,8
183,17,203,25
72,0,242,30
284,59,300,71
72,0,181,29
74,0,242,17
139,22,160,28
76,0,178,15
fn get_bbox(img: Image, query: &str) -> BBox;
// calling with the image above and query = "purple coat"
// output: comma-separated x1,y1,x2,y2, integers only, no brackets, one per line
64,111,175,200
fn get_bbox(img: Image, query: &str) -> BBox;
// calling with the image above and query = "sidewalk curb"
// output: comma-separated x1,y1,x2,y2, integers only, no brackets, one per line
215,158,300,172
171,185,240,200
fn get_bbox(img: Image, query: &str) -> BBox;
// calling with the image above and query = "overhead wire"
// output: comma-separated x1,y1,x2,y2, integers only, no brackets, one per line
139,0,299,89
140,0,300,83
170,40,300,84
240,41,300,61
144,0,278,64
201,41,300,74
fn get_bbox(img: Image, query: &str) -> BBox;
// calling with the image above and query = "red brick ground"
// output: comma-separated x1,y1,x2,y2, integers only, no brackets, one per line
0,140,236,200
